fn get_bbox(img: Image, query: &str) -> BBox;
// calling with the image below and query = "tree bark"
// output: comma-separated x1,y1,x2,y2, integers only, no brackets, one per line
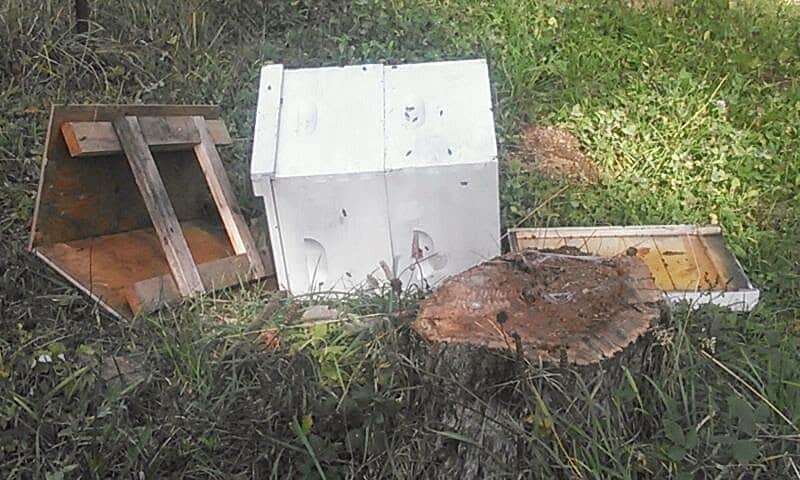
409,249,668,478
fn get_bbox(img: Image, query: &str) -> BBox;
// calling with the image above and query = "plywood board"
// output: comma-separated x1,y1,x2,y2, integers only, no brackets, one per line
35,220,233,318
126,254,254,316
620,236,675,290
652,235,706,291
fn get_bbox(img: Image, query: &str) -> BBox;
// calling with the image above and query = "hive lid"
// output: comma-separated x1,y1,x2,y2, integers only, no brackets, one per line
250,59,497,191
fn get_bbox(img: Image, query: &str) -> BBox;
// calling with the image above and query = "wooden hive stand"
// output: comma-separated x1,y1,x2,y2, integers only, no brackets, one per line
30,105,275,318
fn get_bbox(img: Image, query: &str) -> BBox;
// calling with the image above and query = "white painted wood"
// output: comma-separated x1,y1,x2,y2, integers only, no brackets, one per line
250,59,500,295
273,174,393,294
386,163,500,289
251,64,284,196
275,64,385,178
510,224,722,240
664,289,760,313
384,59,497,170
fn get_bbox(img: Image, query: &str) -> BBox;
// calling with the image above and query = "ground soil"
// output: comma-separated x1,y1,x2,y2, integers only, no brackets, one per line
518,125,599,184
414,248,661,365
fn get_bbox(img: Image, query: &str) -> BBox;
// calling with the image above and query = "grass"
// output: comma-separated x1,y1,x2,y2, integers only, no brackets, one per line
1,0,799,477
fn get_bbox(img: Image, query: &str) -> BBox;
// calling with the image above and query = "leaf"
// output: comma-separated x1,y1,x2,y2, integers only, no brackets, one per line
732,439,759,464
685,428,698,450
666,444,686,462
291,417,326,480
301,414,314,435
77,344,97,356
728,396,756,435
47,342,66,358
621,124,637,136
663,418,685,445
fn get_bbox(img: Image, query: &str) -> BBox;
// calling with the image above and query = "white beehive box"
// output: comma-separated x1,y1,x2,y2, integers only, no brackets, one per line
251,59,500,295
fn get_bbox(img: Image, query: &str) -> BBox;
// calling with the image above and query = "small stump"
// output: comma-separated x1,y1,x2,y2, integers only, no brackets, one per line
410,249,666,477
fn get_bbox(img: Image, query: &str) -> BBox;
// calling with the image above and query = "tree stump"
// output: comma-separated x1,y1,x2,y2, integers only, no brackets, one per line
410,249,666,478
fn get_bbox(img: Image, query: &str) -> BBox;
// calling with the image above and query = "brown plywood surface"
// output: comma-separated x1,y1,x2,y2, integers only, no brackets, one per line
35,220,233,318
31,105,224,248
653,236,710,291
126,254,255,316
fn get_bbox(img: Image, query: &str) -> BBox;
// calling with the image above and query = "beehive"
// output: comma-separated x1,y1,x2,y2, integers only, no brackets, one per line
251,59,500,295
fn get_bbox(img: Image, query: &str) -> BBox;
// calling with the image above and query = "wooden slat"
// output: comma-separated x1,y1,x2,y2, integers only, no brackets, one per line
191,116,270,278
112,116,205,297
62,117,231,157
126,254,254,316
510,224,722,240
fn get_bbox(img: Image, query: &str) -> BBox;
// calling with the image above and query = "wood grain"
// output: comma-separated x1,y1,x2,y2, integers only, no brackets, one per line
652,236,702,291
113,116,205,297
35,220,234,318
31,105,223,248
191,116,270,278
61,117,231,157
621,236,676,290
126,254,255,316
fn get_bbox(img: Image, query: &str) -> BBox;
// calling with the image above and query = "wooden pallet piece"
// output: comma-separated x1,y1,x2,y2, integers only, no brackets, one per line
112,116,206,297
125,254,254,316
62,117,231,157
191,115,270,278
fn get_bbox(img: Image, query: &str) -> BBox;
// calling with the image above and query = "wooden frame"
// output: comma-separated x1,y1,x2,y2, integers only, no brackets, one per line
30,105,275,318
509,224,759,312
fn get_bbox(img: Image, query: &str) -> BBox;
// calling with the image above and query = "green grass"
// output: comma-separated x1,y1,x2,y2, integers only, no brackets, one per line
1,0,799,478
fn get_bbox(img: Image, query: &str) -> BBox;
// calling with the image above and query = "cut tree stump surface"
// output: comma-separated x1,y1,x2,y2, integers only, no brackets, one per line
414,248,663,366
